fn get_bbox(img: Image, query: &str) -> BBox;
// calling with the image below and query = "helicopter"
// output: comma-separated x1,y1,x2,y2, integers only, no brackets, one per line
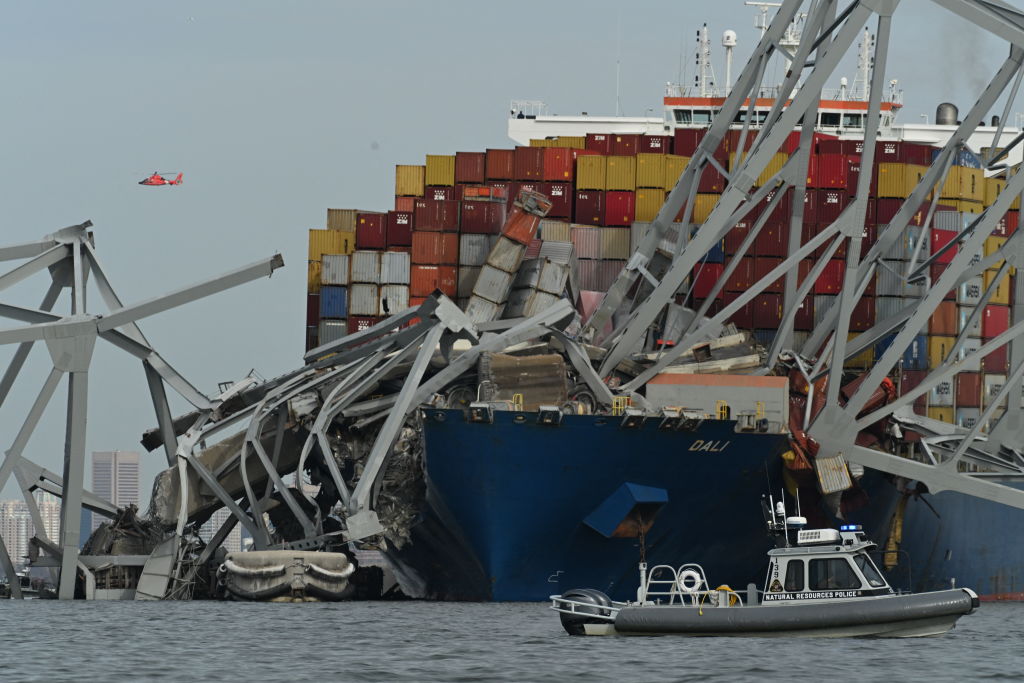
138,172,183,187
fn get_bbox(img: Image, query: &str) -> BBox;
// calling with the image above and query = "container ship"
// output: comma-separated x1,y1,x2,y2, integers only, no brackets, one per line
301,16,1024,601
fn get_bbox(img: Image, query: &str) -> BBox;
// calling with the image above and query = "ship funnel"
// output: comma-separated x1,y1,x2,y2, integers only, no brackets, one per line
936,102,958,126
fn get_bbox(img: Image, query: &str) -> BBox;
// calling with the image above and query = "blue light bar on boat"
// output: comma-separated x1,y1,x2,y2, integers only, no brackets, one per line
839,524,863,531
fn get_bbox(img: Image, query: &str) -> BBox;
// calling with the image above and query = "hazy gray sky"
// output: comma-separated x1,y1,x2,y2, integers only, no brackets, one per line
0,0,1017,504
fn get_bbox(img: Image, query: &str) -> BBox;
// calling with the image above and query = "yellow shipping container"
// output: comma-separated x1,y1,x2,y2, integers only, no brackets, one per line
946,199,984,214
663,155,690,191
876,163,927,198
540,220,572,242
983,269,1012,304
326,208,358,232
606,155,637,191
635,189,666,222
635,154,667,189
940,166,984,202
424,155,456,186
307,260,322,294
758,152,788,187
844,333,875,370
927,406,955,424
529,139,553,147
984,177,1006,208
395,165,425,197
928,335,956,369
556,136,586,149
308,229,354,260
693,193,720,223
576,155,607,190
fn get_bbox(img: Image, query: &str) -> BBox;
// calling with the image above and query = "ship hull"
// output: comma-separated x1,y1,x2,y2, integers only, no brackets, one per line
390,408,789,602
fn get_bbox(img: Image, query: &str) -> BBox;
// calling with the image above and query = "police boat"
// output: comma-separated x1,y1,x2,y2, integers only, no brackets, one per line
551,495,979,638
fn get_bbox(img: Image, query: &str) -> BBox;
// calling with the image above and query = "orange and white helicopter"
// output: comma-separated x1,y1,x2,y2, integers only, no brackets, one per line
138,171,183,187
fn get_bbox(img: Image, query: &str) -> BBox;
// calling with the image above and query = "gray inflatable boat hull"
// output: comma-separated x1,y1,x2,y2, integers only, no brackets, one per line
608,590,978,638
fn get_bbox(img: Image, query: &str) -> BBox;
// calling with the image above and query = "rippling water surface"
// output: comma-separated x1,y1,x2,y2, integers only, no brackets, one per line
1,600,1020,682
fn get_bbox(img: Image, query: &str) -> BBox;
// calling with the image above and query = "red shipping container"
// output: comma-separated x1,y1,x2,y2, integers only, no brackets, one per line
508,181,542,208
386,210,414,247
462,184,508,202
414,199,460,232
816,189,847,224
692,263,724,299
306,293,319,326
502,204,544,245
514,146,544,181
847,297,876,331
795,296,814,331
983,344,1009,372
455,151,486,184
541,147,575,181
574,190,604,226
585,133,613,155
486,181,512,202
611,134,640,156
930,228,957,264
817,139,863,156
956,372,983,408
698,164,726,193
604,190,635,226
807,154,854,189
673,128,706,156
814,259,845,294
725,256,755,291
983,305,1011,339
929,263,956,301
753,257,783,293
754,226,787,257
722,291,754,328
928,301,957,335
723,223,750,255
410,264,458,297
753,188,792,228
347,316,382,335
356,212,386,249
640,135,672,154
898,370,929,427
425,186,460,201
460,201,506,235
485,149,515,180
411,232,459,265
538,182,572,218
753,294,783,328
395,196,415,213
1006,210,1019,235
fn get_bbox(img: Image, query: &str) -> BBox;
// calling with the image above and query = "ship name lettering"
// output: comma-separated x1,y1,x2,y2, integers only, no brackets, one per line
689,440,731,452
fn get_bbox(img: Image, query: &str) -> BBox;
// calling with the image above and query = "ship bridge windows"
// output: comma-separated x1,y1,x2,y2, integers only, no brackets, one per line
819,112,841,127
733,110,768,125
843,113,864,128
808,558,862,590
674,109,690,124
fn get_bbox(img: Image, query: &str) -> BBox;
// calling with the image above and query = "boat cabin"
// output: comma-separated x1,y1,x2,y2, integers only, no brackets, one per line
762,524,893,602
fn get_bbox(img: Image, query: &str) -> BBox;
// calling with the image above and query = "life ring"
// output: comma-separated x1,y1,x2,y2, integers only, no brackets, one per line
677,569,703,593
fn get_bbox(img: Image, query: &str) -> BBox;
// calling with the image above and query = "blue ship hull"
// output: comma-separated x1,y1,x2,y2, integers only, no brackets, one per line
390,408,790,601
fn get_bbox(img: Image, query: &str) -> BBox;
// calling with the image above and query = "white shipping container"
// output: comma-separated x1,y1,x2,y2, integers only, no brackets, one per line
504,288,561,318
933,211,973,232
957,276,984,306
350,251,381,284
956,407,982,431
348,283,380,316
379,284,410,315
958,337,982,372
571,225,602,259
875,296,904,322
929,378,954,407
957,306,982,339
536,259,569,294
486,236,526,273
983,373,1007,407
512,259,543,290
457,266,481,298
473,265,515,304
318,319,347,346
380,251,410,285
459,234,492,266
600,227,632,260
464,295,504,323
321,254,350,286
813,295,837,326
539,219,571,242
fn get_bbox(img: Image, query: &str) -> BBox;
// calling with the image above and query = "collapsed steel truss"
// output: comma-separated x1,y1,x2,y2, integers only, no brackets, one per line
585,0,1024,508
0,222,282,599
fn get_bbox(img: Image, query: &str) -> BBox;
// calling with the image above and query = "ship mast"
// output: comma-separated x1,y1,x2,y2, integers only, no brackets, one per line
695,23,717,97
852,27,875,101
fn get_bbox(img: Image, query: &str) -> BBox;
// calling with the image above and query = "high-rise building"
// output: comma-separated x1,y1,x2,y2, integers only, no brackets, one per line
199,507,243,554
91,451,140,531
0,500,32,570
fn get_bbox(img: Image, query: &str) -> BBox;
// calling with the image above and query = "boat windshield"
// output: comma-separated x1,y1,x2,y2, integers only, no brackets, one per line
808,558,861,590
854,554,887,588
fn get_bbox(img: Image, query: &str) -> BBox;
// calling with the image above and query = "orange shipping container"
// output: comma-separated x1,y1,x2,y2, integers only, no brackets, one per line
410,265,458,297
411,232,459,265
542,147,575,181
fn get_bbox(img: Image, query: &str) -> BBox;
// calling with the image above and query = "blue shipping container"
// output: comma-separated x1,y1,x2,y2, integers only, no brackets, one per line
875,333,928,370
320,285,348,319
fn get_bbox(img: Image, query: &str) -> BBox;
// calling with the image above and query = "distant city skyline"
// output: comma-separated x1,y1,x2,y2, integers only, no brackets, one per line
0,492,61,571
91,451,140,532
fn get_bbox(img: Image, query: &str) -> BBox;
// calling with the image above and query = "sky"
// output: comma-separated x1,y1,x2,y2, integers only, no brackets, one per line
0,0,1018,506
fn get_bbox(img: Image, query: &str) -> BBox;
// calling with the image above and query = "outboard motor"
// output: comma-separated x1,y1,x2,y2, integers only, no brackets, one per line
558,588,613,636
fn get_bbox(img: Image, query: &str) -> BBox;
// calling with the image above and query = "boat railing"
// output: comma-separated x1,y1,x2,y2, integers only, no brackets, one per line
641,563,745,607
548,595,620,622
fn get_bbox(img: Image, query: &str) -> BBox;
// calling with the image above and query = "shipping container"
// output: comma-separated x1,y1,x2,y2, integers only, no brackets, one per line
692,263,724,300
727,256,756,292
752,294,783,328
927,406,955,424
414,198,460,232
457,266,481,298
664,155,690,191
600,227,632,260
957,305,982,339
502,201,545,245
635,153,666,189
309,229,355,260
541,147,574,182
347,283,379,316
326,208,359,232
982,269,1012,305
956,372,983,407
460,201,506,234
585,133,613,155
958,276,984,305
317,319,347,347
576,155,607,191
349,250,381,284
930,377,955,407
505,288,561,318
409,264,458,298
395,165,426,197
611,134,640,156
577,259,625,291
464,296,505,323
673,128,705,156
306,293,320,326
459,234,494,267
635,189,665,222
926,335,956,368
395,196,416,213
983,344,1009,373
424,155,455,187
574,190,604,226
411,232,459,265
958,336,983,372
380,251,411,285
485,149,515,180
514,146,544,181
606,156,637,191
307,260,322,294
346,316,381,335
956,407,983,431
321,254,350,286
983,373,1008,407
356,213,387,250
722,291,754,328
537,182,572,218
455,152,486,184
929,300,958,335
639,134,672,154
472,265,515,304
540,219,572,242
385,210,414,247
486,236,526,273
604,191,635,226
813,294,836,326
379,284,410,315
319,284,349,319
983,304,1011,339
571,226,602,259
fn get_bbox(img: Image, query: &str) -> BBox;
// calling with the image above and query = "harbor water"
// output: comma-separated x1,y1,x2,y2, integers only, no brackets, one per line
1,601,1021,682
